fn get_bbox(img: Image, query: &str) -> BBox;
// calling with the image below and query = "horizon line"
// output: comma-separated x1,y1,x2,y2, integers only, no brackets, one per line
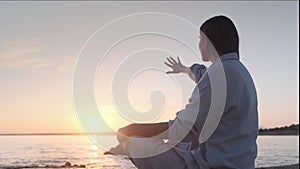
0,132,117,136
1,123,298,136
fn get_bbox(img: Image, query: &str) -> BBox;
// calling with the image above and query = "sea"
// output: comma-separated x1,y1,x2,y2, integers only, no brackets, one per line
0,135,298,168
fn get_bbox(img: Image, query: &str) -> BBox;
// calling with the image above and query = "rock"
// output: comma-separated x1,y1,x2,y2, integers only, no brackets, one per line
79,164,86,168
65,161,72,167
103,151,115,155
60,161,72,168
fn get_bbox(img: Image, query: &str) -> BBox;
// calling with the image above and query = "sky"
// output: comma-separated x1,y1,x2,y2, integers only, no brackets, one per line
0,1,299,134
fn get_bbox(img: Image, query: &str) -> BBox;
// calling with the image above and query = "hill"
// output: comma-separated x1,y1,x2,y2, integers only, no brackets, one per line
259,124,299,135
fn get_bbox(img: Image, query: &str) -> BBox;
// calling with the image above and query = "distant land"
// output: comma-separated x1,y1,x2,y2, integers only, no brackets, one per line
259,124,299,135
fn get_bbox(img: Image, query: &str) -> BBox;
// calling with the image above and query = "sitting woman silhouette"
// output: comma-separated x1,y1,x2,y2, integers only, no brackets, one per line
105,15,258,169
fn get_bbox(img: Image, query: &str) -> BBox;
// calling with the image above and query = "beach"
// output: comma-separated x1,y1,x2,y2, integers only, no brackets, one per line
1,161,298,169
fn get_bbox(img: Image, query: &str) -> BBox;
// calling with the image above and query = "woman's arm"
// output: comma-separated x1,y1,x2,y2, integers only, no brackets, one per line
117,122,169,143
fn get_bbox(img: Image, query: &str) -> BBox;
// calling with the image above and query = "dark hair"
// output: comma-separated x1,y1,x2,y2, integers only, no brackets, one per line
200,15,239,57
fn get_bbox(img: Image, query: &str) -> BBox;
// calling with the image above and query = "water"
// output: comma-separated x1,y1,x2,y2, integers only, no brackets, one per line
256,136,299,168
0,135,298,168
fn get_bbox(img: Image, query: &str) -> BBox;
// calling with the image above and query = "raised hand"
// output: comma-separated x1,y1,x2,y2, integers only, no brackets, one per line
164,56,190,74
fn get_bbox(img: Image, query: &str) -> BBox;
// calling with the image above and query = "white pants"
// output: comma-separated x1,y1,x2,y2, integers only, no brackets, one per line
123,136,209,169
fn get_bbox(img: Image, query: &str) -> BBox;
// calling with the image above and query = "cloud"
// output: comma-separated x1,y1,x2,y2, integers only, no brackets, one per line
53,57,76,73
0,37,76,73
0,37,46,68
0,37,45,59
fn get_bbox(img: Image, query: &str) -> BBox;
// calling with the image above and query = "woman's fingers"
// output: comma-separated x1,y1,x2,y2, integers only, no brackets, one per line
166,71,176,74
164,62,173,68
170,57,177,63
177,56,181,63
167,57,175,64
166,56,180,65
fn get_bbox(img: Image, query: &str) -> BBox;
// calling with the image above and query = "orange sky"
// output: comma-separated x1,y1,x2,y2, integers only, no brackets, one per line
0,2,298,133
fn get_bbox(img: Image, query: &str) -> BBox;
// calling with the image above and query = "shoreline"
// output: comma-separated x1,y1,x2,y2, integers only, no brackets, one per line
1,163,299,169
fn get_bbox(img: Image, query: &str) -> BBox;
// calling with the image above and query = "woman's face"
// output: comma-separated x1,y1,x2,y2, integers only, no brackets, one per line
198,31,218,63
199,32,209,62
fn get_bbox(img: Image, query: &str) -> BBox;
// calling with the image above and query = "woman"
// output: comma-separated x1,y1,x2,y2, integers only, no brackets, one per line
108,15,258,169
